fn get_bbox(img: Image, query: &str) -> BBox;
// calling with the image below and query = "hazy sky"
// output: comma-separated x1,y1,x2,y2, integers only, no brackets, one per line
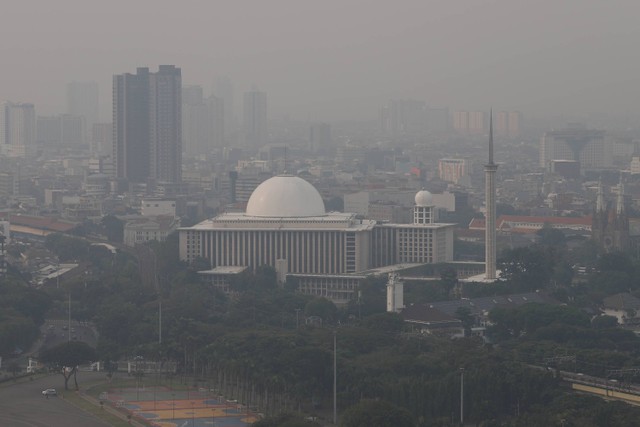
1,0,639,121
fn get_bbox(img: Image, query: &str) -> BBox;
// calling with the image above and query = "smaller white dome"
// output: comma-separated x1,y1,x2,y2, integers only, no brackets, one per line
415,190,433,207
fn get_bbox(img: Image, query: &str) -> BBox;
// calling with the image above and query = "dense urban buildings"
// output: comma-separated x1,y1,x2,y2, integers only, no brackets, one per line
380,99,448,135
66,81,99,141
113,65,182,185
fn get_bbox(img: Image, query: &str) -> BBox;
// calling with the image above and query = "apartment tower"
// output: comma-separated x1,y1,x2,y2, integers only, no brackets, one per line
113,65,182,184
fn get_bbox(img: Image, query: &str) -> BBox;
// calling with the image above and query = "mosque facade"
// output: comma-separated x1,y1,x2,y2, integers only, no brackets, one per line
179,175,454,300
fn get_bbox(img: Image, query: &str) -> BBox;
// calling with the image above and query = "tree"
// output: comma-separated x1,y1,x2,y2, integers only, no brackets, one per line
455,306,475,335
591,315,618,329
305,297,338,324
101,215,124,243
253,412,321,427
537,224,566,247
39,341,97,390
325,196,344,212
498,246,554,290
340,399,414,427
44,233,90,262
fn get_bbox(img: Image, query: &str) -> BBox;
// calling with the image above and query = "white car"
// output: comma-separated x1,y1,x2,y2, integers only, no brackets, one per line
42,388,57,396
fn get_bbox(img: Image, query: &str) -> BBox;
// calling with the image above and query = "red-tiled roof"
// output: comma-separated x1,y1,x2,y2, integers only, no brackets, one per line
5,214,78,233
499,215,592,226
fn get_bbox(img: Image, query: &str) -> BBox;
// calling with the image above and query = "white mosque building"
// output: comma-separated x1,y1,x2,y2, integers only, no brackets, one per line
179,175,454,303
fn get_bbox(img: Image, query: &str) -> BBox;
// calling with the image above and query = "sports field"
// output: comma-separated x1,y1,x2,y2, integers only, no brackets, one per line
105,387,259,427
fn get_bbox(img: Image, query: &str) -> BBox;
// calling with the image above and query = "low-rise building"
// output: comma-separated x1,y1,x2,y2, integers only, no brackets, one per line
124,215,179,246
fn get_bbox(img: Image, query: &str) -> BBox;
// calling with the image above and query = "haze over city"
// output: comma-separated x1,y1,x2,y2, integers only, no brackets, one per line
5,1,640,426
2,0,640,122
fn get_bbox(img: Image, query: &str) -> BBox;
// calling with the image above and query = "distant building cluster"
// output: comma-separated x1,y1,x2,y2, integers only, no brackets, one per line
452,110,522,137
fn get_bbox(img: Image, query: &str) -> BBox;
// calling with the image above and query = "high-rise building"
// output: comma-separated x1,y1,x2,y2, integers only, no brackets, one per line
215,76,234,137
468,111,485,134
380,99,425,135
309,122,331,154
0,102,36,157
182,85,209,156
243,89,267,148
453,111,485,134
539,126,610,171
182,85,224,155
453,111,469,133
37,114,85,146
495,111,522,138
438,158,470,184
206,95,224,149
92,122,112,156
67,81,99,141
113,65,182,184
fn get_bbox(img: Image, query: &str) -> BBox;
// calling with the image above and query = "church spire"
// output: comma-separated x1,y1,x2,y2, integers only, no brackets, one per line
596,177,605,212
617,175,625,215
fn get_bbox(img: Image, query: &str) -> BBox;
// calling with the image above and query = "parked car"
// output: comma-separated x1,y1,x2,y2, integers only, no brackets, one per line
42,388,57,396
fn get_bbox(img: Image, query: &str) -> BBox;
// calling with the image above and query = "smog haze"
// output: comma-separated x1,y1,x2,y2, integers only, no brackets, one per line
2,0,639,121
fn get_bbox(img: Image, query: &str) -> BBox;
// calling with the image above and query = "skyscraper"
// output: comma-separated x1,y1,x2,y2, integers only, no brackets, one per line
243,89,267,148
215,75,234,137
182,85,224,155
182,85,208,156
484,111,498,280
495,111,522,138
206,95,224,149
0,102,36,157
36,114,85,146
309,122,331,154
113,65,182,184
67,81,99,141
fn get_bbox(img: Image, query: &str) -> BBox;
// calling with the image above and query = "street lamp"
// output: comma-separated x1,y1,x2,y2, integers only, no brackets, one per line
333,330,337,425
295,308,301,328
460,368,465,426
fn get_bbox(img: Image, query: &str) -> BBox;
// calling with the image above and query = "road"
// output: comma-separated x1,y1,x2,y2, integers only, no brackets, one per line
0,372,111,427
41,319,98,350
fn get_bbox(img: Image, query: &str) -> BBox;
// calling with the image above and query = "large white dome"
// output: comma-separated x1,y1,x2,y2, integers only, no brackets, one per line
246,175,326,217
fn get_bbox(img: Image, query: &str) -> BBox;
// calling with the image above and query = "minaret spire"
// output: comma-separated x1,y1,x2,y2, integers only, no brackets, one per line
484,108,498,281
489,108,494,165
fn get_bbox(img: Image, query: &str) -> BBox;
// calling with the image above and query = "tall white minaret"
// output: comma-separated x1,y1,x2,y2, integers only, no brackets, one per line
484,110,498,280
